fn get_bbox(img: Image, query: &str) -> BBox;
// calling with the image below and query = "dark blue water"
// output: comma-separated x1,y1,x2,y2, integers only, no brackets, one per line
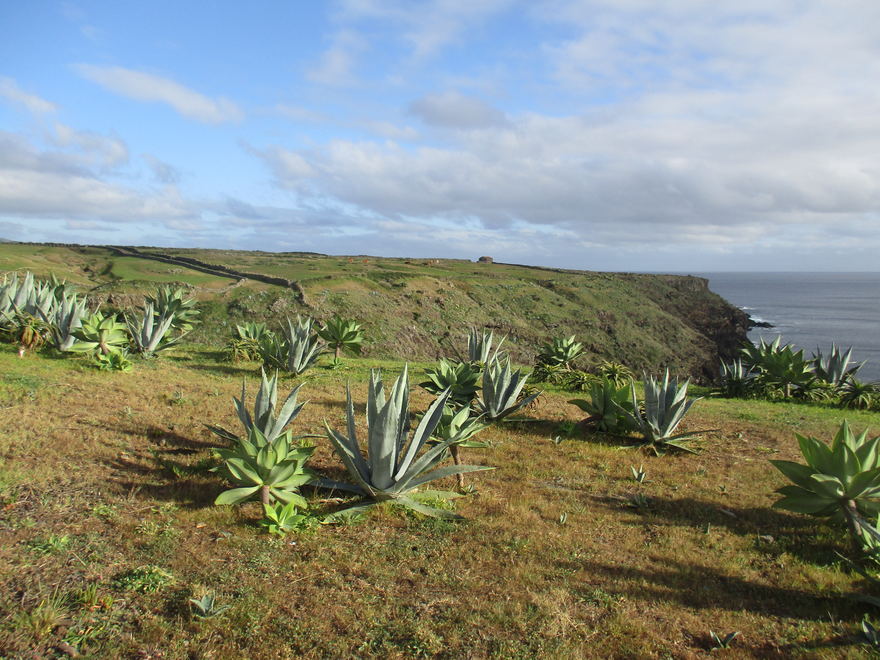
698,273,880,381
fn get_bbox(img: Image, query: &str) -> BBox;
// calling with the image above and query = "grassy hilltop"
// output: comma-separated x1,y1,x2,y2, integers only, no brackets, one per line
0,242,748,380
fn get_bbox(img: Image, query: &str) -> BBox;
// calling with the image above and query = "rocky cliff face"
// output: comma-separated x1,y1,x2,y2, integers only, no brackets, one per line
623,274,750,381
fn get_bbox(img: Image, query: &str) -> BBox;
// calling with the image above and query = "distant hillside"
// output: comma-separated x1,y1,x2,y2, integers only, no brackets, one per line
0,242,750,380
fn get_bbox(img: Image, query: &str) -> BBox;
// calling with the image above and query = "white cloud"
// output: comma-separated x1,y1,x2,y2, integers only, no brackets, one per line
307,30,367,86
336,0,514,59
74,65,243,123
142,154,181,184
52,123,128,168
0,130,194,224
0,77,57,114
409,91,507,129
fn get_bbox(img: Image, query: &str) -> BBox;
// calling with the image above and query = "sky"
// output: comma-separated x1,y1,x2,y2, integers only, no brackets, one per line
1,1,880,272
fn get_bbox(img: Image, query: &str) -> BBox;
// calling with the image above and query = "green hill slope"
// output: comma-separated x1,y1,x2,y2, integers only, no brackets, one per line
0,243,749,379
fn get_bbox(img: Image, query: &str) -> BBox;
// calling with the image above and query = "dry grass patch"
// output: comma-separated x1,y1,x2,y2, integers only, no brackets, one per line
0,347,879,657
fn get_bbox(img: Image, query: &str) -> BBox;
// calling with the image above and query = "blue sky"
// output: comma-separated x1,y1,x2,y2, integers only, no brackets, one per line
2,1,879,271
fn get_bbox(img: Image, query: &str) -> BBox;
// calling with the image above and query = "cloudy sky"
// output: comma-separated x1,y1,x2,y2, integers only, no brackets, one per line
2,1,879,271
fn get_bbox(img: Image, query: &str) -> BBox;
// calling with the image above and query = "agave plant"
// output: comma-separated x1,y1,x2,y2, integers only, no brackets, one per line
227,322,273,361
770,421,880,545
419,359,481,407
259,316,323,375
563,369,600,392
537,335,584,370
569,378,633,433
840,378,878,410
127,302,181,357
209,371,314,506
318,316,364,359
70,311,129,355
531,362,569,386
742,336,813,398
812,344,862,387
596,360,634,388
716,359,757,398
321,367,493,519
259,501,310,536
620,370,703,453
476,358,541,422
431,405,490,489
146,286,200,333
467,328,505,365
39,291,88,352
95,350,133,372
208,370,307,444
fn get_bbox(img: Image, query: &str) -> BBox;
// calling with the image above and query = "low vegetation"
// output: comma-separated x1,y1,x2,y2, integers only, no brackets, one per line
2,262,880,656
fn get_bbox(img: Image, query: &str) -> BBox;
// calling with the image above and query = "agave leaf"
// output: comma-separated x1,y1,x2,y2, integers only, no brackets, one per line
770,460,821,490
845,467,880,499
395,388,450,481
325,424,375,495
266,461,298,486
796,434,835,473
269,489,308,508
395,495,463,520
215,485,261,505
313,476,368,496
225,458,263,486
808,473,845,498
274,472,314,491
402,463,495,492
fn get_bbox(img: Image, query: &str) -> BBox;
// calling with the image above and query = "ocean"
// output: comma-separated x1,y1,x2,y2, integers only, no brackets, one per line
696,272,880,382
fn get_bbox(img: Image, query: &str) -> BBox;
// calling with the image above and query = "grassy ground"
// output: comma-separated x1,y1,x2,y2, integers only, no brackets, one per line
1,344,879,658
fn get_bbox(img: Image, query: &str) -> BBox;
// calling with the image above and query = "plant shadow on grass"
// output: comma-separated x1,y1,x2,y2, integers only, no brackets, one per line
636,496,845,566
98,422,221,508
570,555,850,621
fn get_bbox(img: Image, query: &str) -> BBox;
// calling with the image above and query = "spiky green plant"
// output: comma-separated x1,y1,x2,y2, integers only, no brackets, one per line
95,350,133,372
537,335,584,370
189,593,230,619
228,322,273,361
146,286,200,333
840,378,878,410
209,370,307,444
563,370,600,392
467,328,505,365
40,291,88,352
569,378,633,433
742,336,813,398
419,359,481,407
127,302,182,356
770,421,880,546
531,362,569,386
812,344,862,387
431,405,490,489
260,316,323,375
318,316,364,359
716,359,758,398
70,311,129,355
321,367,493,519
209,371,314,507
596,360,634,388
476,359,541,422
259,501,311,536
620,370,703,453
